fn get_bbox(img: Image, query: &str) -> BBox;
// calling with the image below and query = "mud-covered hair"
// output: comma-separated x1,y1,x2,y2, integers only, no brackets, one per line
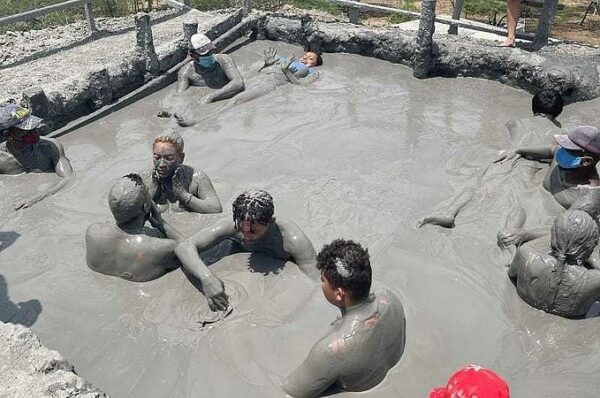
532,89,564,118
153,131,184,156
232,190,274,226
108,173,150,225
317,239,372,303
550,209,599,265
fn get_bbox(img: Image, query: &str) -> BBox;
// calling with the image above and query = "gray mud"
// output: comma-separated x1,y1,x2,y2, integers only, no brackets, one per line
2,40,600,397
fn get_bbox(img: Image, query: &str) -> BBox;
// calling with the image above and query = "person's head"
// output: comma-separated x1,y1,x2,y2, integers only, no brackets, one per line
108,173,152,226
152,132,184,179
299,51,323,67
554,126,600,170
532,89,564,119
316,239,372,308
189,33,216,67
0,104,43,145
429,365,510,398
232,190,275,242
550,209,599,266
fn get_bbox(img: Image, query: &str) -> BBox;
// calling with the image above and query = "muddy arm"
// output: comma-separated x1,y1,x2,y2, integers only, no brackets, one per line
280,219,319,282
205,55,245,103
14,175,72,210
281,341,337,398
174,218,236,310
176,61,194,93
515,145,556,161
187,171,222,214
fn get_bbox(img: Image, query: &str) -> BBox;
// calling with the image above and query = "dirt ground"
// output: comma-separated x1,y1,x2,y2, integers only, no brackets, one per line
362,0,600,46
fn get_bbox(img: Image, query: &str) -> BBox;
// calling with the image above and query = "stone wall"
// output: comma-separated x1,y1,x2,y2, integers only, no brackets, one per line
0,321,108,397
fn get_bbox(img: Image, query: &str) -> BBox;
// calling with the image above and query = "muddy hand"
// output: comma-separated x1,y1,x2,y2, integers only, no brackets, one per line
497,229,525,248
261,46,278,70
203,275,229,312
172,167,189,201
282,53,297,73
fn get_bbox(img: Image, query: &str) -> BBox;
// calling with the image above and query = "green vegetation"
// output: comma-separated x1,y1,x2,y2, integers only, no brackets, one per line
462,0,505,25
286,0,342,15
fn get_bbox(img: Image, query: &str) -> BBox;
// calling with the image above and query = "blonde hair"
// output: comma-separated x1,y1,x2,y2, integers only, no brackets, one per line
153,131,184,156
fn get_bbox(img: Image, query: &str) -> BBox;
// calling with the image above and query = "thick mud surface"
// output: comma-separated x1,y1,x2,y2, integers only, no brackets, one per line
1,40,600,397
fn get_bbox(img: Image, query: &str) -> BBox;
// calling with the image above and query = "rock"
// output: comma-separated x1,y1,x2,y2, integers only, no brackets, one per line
0,321,108,397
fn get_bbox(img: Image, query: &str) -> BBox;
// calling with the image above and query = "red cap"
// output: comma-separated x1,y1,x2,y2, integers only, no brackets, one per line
429,365,510,398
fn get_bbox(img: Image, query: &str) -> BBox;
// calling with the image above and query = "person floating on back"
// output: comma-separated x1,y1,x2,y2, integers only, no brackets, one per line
282,239,406,398
0,104,73,209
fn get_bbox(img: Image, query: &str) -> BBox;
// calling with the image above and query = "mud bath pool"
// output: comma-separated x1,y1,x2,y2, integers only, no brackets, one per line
2,40,600,397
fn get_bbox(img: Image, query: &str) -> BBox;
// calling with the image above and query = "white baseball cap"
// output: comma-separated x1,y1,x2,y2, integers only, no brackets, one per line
190,33,216,55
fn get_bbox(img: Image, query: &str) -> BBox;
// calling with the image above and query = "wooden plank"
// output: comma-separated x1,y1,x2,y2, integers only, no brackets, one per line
325,0,535,41
0,0,90,27
448,0,463,35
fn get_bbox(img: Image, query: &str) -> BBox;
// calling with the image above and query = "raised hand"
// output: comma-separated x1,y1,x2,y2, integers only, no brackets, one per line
281,53,298,74
172,167,190,201
262,46,278,68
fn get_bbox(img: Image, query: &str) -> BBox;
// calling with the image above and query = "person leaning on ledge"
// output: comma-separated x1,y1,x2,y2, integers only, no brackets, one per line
0,104,73,209
176,33,245,103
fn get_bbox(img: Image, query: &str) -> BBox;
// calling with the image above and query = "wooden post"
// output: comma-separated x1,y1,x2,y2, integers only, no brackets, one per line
135,13,159,76
242,0,252,15
183,20,198,43
533,0,559,48
83,0,97,36
413,0,436,79
448,0,464,35
348,6,360,24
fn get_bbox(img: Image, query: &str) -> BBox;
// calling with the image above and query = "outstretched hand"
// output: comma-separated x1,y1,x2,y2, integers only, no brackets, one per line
261,46,278,70
203,275,229,311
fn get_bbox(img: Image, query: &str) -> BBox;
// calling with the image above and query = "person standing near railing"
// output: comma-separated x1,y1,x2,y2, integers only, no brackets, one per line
499,0,522,47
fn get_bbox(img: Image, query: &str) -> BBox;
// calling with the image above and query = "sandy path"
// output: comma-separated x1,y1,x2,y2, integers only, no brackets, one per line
1,40,600,397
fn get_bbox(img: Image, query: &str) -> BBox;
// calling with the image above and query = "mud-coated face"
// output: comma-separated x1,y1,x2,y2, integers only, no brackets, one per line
237,219,271,242
300,51,318,67
8,127,39,145
153,142,182,179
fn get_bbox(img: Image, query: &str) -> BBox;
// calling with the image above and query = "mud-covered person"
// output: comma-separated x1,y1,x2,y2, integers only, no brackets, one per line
282,239,406,398
506,209,600,318
174,190,319,311
141,132,222,214
498,126,600,248
176,33,245,102
86,174,184,281
0,104,73,209
418,90,564,229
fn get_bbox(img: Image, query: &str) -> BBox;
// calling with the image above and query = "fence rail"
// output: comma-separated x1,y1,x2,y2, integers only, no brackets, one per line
0,0,97,35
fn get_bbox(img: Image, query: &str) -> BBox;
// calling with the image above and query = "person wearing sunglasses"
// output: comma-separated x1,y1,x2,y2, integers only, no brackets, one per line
0,104,73,209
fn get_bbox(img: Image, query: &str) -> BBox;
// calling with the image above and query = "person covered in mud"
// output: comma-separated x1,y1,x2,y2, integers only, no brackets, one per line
281,239,406,398
498,126,600,248
86,173,183,282
233,46,322,103
0,104,73,209
176,33,245,102
174,190,319,311
419,89,564,228
505,209,600,318
141,132,222,213
163,46,323,128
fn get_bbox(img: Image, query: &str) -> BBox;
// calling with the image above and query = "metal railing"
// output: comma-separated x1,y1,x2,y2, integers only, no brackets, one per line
0,0,97,35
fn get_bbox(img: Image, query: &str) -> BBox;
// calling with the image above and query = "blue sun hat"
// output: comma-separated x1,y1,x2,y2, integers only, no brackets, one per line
0,104,43,131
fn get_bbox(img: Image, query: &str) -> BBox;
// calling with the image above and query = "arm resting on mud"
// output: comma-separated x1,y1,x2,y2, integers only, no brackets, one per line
187,172,223,214
282,341,337,398
280,220,320,281
515,145,556,161
14,174,73,210
174,218,235,282
207,55,245,102
47,137,73,177
508,247,526,279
